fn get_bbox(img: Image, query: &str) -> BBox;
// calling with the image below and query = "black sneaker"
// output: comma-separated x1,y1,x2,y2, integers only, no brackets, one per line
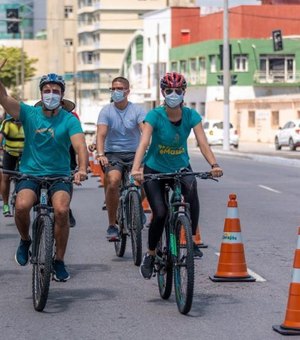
53,260,70,282
140,253,155,279
106,224,119,242
69,209,76,228
15,238,32,266
193,242,203,258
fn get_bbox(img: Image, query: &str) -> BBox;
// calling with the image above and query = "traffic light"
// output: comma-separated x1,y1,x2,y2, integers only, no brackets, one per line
231,74,238,85
219,44,232,70
6,8,19,34
272,30,283,51
217,75,223,85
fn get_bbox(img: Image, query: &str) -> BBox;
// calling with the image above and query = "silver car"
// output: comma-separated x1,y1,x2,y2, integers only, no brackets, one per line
275,119,300,151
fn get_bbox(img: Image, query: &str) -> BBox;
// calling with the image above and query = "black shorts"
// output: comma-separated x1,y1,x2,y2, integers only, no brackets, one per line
104,152,135,173
16,177,72,200
2,150,20,171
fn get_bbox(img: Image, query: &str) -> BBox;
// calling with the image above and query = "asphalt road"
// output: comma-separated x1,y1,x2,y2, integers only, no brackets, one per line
0,149,300,340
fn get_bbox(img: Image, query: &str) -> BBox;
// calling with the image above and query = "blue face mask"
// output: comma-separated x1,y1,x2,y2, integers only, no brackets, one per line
164,92,184,108
111,90,125,103
42,93,61,110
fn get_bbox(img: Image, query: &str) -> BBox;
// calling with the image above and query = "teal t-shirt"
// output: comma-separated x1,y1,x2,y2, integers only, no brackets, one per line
144,106,202,172
19,102,83,176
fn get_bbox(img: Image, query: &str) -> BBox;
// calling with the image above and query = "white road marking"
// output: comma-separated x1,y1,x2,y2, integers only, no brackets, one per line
259,185,281,194
215,252,267,282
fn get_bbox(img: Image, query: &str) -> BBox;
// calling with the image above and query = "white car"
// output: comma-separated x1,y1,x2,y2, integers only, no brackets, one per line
275,119,300,151
82,122,97,135
202,120,239,148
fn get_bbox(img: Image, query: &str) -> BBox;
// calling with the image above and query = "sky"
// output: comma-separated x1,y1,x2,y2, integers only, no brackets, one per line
196,0,260,6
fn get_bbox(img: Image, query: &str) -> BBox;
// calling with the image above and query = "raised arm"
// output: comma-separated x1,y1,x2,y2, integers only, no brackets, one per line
0,60,20,120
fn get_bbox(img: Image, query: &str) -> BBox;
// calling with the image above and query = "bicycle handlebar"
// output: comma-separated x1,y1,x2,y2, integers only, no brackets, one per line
143,171,218,182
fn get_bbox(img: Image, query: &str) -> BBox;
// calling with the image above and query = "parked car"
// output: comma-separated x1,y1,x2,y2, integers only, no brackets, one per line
275,119,300,151
202,120,239,148
82,122,97,135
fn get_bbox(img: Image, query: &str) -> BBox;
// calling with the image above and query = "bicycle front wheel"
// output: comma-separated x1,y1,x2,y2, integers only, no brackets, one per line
128,191,143,266
114,201,127,257
156,226,172,299
173,215,194,315
32,214,54,312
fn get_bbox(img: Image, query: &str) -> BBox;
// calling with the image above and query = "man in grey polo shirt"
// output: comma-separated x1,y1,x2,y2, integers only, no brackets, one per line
96,77,146,241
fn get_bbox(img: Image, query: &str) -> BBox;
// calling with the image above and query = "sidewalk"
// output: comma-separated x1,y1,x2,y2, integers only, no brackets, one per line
189,140,300,167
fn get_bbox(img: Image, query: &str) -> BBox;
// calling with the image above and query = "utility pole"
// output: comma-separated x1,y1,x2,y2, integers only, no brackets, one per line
21,27,25,101
223,0,230,151
156,23,160,107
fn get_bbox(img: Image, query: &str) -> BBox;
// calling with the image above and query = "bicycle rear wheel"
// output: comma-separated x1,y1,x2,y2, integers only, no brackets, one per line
114,201,127,257
156,226,172,299
128,191,143,266
173,215,194,315
32,214,54,312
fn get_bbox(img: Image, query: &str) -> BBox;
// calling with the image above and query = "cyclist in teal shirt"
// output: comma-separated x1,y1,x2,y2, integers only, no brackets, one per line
132,72,223,279
0,63,88,282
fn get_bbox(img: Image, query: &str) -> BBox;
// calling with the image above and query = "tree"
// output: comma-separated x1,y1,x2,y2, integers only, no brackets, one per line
0,46,37,89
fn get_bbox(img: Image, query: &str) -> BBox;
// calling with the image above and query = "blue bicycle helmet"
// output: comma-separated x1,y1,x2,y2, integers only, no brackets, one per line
39,73,65,92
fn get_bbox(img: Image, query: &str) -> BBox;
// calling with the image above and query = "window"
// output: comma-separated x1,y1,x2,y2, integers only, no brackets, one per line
271,111,279,128
64,6,73,19
248,111,255,127
234,55,248,72
181,30,190,44
209,55,217,73
64,39,73,47
190,58,197,72
199,57,206,72
180,60,187,73
170,61,178,72
190,102,196,109
259,55,295,82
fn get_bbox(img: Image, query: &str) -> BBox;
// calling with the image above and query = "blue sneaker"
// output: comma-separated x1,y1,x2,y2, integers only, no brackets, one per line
106,224,119,242
52,260,70,282
15,238,32,266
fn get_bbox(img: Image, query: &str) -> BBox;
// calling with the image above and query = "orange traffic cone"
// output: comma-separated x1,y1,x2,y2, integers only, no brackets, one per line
88,152,95,174
195,225,208,248
142,197,151,213
273,227,300,335
209,193,255,282
180,224,208,248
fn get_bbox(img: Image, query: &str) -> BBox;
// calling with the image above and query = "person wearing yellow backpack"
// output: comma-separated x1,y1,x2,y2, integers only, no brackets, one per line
0,113,24,216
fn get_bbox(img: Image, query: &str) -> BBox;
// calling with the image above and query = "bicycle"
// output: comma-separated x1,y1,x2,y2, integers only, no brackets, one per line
3,169,74,312
107,160,144,266
143,170,217,315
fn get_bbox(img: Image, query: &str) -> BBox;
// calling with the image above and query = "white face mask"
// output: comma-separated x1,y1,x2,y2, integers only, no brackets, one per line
164,92,184,108
42,93,61,110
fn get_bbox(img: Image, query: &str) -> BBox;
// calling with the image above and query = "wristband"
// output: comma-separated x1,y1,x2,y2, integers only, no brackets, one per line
211,163,220,169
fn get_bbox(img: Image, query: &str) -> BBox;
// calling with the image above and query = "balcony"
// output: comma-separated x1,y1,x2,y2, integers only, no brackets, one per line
254,71,300,85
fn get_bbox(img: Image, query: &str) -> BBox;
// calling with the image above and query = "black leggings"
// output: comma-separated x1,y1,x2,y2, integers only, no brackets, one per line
143,165,200,251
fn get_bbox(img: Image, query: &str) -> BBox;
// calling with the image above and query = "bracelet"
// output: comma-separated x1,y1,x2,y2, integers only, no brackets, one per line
96,153,105,158
211,163,220,169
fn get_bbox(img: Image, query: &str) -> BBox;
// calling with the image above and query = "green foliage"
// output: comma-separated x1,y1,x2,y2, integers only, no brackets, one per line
0,46,37,88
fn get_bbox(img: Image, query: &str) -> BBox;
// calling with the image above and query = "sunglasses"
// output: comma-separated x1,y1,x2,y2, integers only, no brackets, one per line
164,88,184,95
109,87,128,91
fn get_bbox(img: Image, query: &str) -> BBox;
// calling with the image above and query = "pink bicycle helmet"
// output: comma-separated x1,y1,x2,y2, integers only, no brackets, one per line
160,72,187,90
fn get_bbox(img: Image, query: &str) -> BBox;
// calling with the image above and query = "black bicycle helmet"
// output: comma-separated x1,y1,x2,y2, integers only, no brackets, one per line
39,73,65,92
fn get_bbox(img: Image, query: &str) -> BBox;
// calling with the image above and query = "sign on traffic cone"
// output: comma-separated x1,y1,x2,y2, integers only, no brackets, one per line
273,227,300,335
209,193,255,282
